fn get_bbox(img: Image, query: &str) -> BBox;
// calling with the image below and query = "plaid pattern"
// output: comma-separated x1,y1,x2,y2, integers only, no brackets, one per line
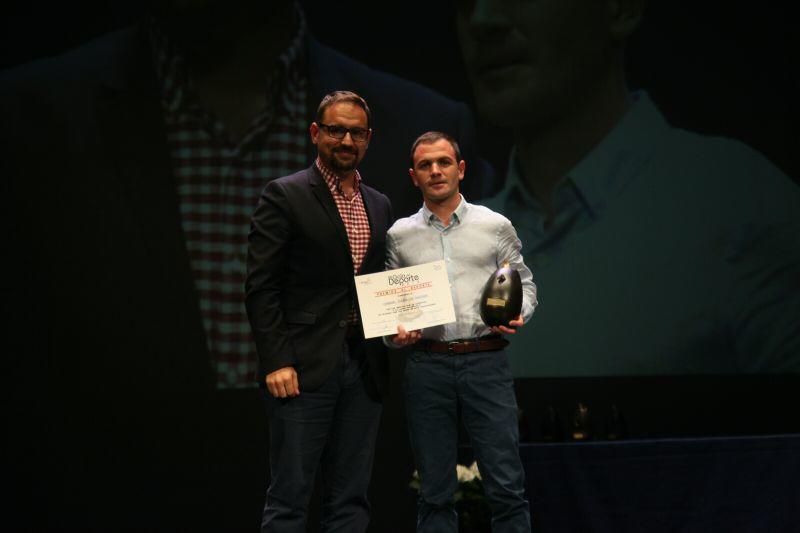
315,157,372,324
151,15,309,388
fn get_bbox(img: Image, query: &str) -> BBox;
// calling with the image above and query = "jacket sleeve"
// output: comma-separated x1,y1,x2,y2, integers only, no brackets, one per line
245,179,297,379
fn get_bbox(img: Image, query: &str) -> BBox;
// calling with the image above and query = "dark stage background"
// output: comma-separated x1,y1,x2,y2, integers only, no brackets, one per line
2,1,798,531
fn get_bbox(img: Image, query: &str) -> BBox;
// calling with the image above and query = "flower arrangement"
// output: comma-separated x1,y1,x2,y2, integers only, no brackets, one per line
409,461,491,532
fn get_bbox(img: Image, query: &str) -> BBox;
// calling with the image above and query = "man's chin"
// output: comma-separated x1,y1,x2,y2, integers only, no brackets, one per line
424,190,452,203
330,160,357,173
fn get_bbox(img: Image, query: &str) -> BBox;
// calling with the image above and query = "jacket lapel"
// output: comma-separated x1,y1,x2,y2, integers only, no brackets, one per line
309,166,351,257
93,27,211,379
359,184,392,275
96,27,188,265
360,186,380,262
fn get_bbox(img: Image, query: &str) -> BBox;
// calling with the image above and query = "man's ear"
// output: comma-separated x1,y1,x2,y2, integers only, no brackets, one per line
607,0,645,41
409,169,420,188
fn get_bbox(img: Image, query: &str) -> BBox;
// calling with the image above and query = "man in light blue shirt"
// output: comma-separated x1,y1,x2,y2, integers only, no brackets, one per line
481,90,800,377
456,0,800,378
386,131,537,532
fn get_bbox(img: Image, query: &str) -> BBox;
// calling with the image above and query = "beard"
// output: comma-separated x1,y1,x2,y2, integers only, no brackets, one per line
327,147,359,173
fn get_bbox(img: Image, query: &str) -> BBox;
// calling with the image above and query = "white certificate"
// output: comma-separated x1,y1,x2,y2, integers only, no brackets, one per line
354,260,456,339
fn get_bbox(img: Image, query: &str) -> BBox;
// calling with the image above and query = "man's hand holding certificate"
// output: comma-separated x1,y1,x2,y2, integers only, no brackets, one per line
354,260,456,339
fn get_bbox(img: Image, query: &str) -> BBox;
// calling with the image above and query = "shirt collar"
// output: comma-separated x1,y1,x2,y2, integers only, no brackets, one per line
421,194,468,226
500,91,671,216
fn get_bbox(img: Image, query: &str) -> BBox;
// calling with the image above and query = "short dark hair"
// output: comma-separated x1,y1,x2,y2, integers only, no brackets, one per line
316,90,372,128
409,131,462,167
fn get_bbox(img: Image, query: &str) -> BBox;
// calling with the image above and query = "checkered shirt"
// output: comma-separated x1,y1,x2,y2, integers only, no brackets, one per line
315,157,372,324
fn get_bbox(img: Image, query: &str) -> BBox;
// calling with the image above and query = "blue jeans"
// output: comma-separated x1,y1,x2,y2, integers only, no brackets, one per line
405,348,530,533
261,338,382,533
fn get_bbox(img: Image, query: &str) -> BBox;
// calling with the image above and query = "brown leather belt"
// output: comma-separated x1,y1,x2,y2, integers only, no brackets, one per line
415,335,509,354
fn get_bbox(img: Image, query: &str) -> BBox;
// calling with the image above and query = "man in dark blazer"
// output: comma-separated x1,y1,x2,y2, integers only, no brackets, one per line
0,3,493,530
246,91,392,532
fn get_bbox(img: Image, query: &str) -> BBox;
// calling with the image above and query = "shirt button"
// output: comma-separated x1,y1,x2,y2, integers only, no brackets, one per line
338,320,347,328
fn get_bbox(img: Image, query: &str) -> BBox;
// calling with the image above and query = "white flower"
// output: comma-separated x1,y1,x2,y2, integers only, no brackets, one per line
411,462,482,488
469,461,481,481
456,462,477,483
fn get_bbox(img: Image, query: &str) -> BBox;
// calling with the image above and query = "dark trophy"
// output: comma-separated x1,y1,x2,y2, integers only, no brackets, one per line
479,262,522,327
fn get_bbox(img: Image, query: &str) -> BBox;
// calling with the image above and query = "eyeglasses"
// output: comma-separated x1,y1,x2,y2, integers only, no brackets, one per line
317,123,370,142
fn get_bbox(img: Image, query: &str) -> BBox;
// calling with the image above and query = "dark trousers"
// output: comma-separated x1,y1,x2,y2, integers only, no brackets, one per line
405,348,531,533
262,338,382,533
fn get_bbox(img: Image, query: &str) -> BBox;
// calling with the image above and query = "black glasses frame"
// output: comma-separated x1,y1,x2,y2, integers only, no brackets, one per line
317,123,371,142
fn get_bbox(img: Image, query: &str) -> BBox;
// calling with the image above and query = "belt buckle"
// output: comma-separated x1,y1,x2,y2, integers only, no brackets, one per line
447,341,460,354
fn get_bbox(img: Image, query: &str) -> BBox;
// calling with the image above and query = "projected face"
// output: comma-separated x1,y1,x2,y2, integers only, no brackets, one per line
455,0,621,130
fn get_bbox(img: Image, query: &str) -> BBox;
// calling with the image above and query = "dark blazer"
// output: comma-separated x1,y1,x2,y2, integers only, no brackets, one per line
245,165,393,395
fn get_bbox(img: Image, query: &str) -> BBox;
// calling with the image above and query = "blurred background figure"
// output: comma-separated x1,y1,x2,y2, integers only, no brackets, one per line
1,1,493,529
455,0,800,377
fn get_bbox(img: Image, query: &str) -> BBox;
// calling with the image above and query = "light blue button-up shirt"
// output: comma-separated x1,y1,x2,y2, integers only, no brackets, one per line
386,195,537,342
481,91,800,376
